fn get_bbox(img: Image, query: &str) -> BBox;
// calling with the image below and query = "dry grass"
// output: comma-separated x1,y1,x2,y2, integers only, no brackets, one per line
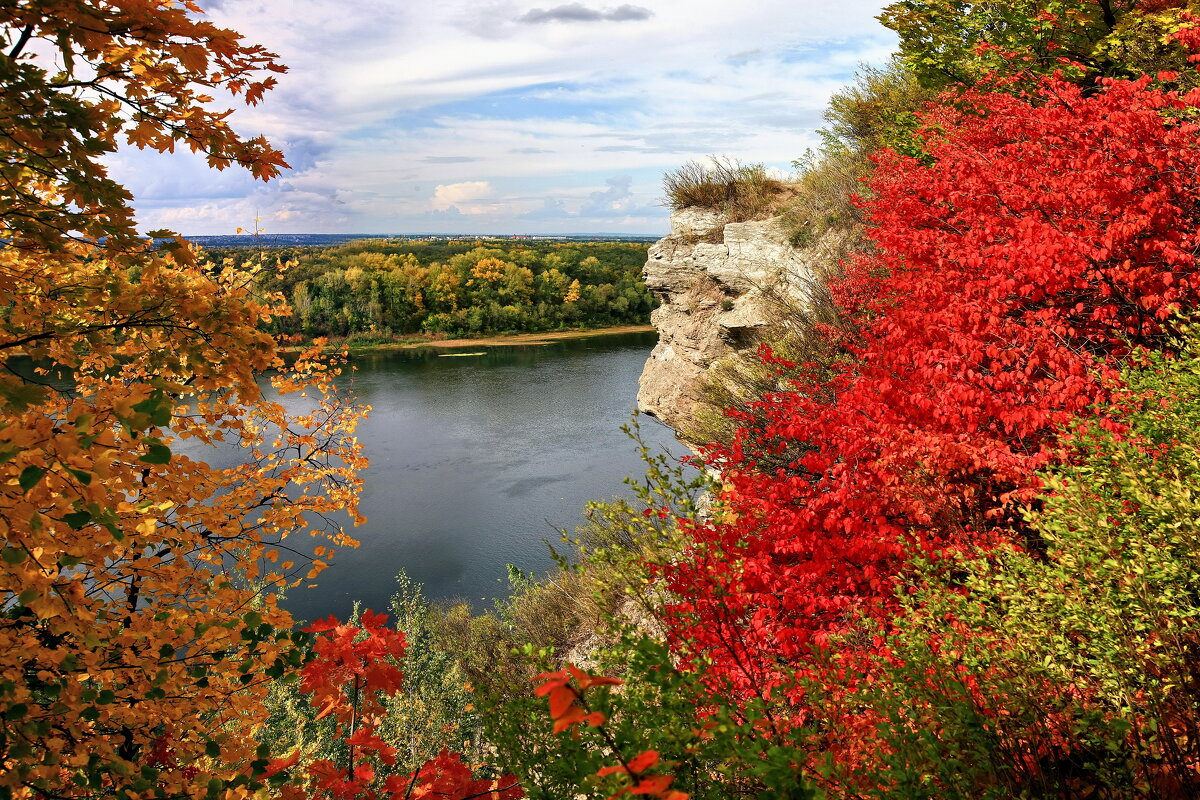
428,506,653,694
779,146,871,249
662,157,791,222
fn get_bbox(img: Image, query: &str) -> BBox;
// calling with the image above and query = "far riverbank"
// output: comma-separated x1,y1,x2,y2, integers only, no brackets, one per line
285,323,657,355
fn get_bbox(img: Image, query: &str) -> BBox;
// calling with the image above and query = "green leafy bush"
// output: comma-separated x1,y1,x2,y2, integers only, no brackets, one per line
850,329,1200,797
781,60,932,247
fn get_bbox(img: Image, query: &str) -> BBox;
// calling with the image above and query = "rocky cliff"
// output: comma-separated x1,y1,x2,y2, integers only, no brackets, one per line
637,207,830,435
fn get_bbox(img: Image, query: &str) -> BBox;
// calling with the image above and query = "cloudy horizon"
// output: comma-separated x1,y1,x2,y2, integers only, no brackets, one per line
105,0,896,236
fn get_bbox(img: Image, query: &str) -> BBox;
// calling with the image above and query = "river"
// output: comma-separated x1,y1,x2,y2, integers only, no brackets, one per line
277,329,682,623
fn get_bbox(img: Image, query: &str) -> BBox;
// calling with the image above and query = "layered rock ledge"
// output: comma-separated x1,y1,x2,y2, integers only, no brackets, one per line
637,207,826,435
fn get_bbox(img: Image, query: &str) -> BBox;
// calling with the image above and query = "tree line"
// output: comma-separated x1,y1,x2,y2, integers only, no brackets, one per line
215,239,656,341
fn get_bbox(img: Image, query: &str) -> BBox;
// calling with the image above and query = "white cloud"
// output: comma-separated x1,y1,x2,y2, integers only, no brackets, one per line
93,0,897,234
516,4,655,24
432,181,495,211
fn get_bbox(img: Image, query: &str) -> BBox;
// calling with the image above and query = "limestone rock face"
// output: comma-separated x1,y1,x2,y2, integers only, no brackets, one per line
637,209,822,433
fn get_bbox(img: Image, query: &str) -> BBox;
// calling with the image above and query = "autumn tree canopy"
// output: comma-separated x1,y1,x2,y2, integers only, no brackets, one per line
880,0,1199,88
1,0,288,253
0,3,367,798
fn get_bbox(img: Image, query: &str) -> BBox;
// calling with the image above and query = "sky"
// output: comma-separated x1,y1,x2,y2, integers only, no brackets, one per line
107,0,897,236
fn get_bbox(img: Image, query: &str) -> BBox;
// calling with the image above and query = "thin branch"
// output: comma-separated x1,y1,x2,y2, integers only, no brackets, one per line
6,24,34,60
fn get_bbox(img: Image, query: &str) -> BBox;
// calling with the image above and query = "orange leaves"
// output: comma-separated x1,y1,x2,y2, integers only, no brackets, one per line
552,695,605,733
0,5,373,799
534,667,686,800
597,750,688,800
598,750,660,776
1,0,289,252
0,246,368,797
176,43,210,76
535,664,624,694
608,769,687,800
534,666,619,732
344,729,398,767
265,749,303,779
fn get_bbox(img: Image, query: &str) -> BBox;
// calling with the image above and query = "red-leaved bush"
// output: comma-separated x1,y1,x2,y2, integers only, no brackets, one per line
656,55,1200,772
274,611,523,800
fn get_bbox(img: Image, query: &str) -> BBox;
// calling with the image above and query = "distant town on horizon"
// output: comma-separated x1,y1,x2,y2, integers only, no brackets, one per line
182,232,663,248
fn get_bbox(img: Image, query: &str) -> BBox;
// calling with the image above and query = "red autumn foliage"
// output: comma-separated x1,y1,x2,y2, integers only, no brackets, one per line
302,610,407,725
276,612,523,800
655,56,1200,765
534,665,619,733
382,750,523,800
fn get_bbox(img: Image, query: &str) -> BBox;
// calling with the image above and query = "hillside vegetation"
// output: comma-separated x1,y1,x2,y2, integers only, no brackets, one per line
216,238,655,343
7,1,1200,799
426,2,1200,799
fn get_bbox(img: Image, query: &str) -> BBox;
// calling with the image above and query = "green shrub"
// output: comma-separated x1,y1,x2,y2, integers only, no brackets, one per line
478,631,823,800
880,0,1200,91
377,572,484,768
822,58,931,157
847,327,1200,798
781,60,932,248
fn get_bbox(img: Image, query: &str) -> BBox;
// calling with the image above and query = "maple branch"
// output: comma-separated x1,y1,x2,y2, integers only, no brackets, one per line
1095,0,1117,33
5,23,33,59
0,310,209,353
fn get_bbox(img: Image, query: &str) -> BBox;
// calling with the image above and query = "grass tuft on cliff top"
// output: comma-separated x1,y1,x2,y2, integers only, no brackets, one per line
662,157,793,222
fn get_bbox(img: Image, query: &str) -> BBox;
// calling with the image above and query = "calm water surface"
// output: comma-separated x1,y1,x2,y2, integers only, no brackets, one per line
280,330,681,623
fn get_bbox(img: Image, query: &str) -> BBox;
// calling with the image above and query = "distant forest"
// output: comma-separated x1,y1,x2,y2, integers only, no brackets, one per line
213,238,656,340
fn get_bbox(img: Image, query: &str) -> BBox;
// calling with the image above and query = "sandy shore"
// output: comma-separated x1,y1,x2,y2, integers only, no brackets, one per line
408,324,656,349
289,324,658,355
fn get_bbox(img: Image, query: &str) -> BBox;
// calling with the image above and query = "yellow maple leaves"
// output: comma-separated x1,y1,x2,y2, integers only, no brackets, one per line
0,2,366,798
0,242,369,798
